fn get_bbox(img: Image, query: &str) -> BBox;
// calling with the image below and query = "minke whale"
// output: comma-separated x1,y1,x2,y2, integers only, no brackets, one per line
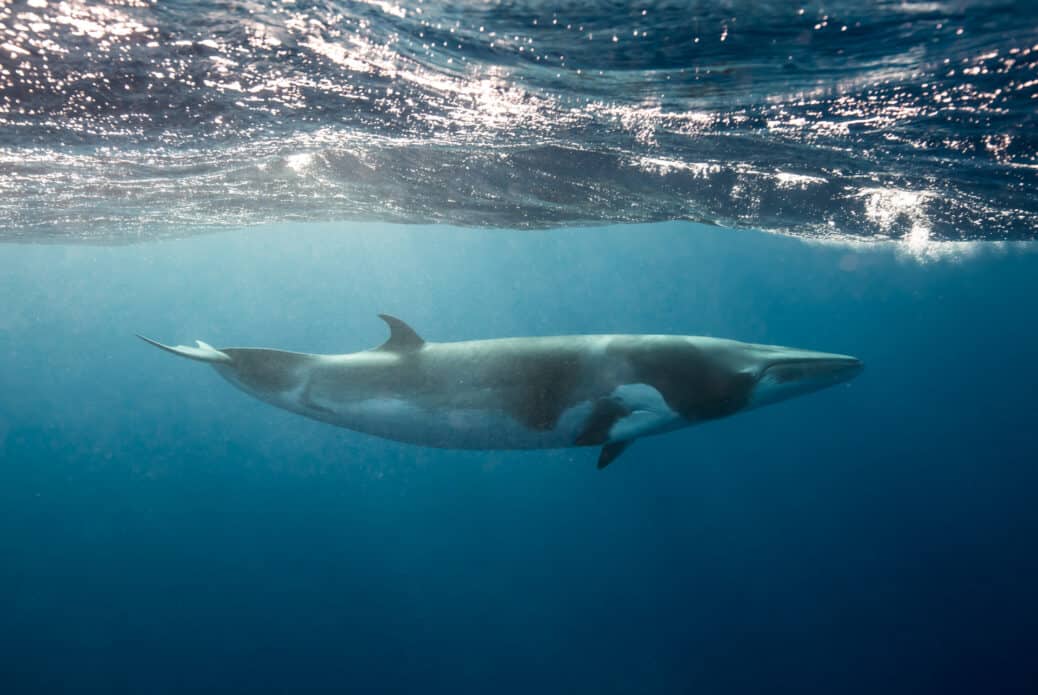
139,315,862,469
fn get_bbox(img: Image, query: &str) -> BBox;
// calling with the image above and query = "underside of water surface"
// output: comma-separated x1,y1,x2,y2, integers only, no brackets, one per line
0,0,1035,244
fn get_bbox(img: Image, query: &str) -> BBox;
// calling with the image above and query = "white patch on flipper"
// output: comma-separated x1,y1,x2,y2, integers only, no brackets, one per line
607,383,681,442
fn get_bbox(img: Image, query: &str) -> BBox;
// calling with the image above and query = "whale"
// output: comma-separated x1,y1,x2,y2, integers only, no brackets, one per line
138,315,862,469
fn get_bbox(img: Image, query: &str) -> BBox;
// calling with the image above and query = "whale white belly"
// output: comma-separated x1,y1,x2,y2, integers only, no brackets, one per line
307,396,596,450
296,381,685,451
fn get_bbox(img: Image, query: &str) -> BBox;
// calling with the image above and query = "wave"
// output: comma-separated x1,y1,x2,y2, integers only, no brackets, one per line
0,0,1035,243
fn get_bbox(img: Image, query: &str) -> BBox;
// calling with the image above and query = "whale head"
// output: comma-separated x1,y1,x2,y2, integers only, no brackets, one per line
744,345,863,409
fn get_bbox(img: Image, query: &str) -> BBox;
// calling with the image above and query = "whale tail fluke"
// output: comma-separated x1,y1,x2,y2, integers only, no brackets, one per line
136,334,232,363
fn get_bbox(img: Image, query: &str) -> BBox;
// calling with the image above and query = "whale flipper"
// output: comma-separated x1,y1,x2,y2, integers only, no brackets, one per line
376,314,425,352
598,442,630,469
576,397,637,469
575,397,630,446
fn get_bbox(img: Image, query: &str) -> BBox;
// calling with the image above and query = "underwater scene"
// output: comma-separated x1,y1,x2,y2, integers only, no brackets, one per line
2,1,1037,693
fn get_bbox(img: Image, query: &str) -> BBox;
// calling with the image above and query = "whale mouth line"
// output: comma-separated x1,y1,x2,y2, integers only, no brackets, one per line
762,356,864,383
749,354,863,409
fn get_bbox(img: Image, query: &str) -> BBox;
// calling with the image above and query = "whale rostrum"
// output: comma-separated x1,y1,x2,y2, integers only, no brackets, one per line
139,314,863,469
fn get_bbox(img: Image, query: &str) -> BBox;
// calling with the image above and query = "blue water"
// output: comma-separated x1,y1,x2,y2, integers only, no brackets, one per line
0,0,1035,241
2,0,1037,691
2,223,1036,692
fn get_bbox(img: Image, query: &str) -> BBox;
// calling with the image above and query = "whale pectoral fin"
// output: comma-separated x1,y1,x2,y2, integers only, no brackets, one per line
597,441,630,470
578,398,637,468
575,397,630,446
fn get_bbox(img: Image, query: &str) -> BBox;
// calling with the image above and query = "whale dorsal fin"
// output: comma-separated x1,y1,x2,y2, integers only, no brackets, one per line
376,314,425,352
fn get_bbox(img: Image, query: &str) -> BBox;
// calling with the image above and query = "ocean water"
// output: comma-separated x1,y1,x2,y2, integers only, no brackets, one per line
2,224,1037,693
2,1,1038,694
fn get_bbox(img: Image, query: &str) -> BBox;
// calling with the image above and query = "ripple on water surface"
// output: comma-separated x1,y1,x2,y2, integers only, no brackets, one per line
0,0,1035,243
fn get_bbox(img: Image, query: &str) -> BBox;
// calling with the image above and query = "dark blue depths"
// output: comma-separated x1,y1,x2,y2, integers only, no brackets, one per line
0,224,1036,694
